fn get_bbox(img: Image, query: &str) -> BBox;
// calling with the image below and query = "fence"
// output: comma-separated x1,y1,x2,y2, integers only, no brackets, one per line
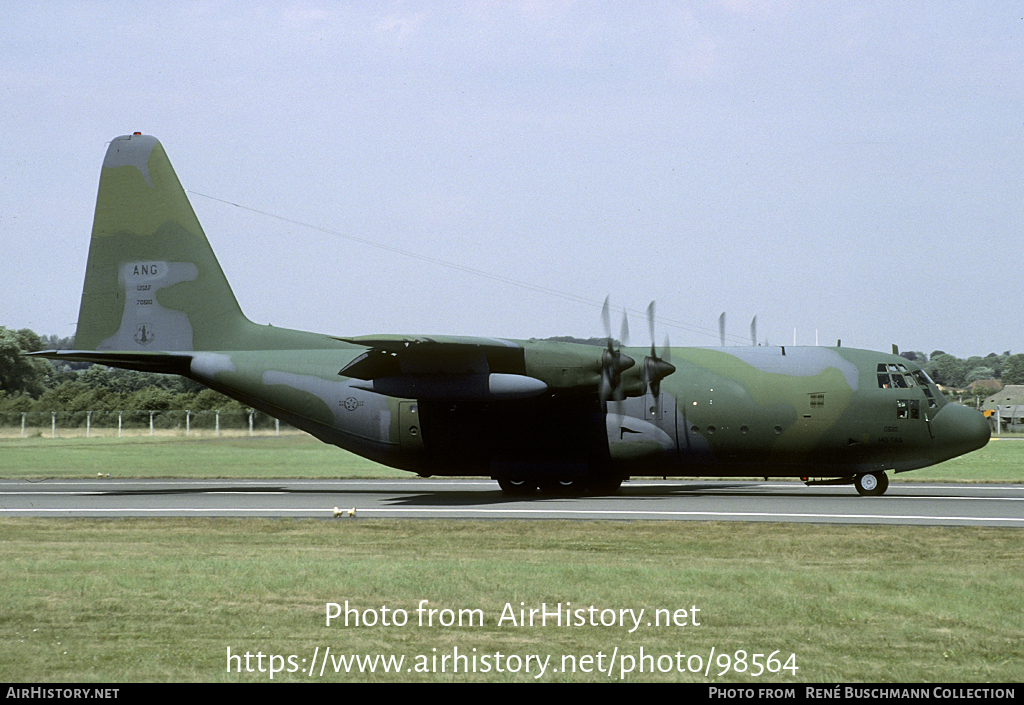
1,409,289,439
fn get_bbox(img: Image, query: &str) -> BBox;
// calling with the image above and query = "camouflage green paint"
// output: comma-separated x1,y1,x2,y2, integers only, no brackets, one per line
31,134,991,495
79,134,339,353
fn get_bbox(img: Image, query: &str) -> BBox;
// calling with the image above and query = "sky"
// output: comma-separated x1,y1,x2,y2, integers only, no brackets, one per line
3,1,1021,358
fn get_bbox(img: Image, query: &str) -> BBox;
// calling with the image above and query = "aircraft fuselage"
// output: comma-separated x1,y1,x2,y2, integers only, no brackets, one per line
184,338,990,494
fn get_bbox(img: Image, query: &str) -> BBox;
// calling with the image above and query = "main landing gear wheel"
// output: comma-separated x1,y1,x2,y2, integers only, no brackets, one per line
538,479,584,496
854,471,889,497
498,478,536,496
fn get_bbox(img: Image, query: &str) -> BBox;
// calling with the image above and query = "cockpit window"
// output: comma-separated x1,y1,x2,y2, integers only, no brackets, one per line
878,363,913,388
878,362,942,410
896,399,921,419
912,369,934,387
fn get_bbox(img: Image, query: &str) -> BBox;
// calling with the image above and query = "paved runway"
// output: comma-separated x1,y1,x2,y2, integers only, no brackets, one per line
1,478,1021,526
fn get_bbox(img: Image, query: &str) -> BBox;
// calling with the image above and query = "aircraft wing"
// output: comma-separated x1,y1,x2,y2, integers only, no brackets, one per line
335,335,525,377
335,335,552,401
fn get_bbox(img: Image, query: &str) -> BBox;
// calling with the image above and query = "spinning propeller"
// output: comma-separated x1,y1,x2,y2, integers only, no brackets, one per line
598,298,676,403
643,301,675,398
599,297,634,403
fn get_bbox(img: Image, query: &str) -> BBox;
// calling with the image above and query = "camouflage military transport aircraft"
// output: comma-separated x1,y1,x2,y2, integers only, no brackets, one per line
31,134,991,496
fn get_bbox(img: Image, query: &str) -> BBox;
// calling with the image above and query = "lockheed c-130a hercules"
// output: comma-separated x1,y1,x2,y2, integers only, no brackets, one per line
31,134,991,497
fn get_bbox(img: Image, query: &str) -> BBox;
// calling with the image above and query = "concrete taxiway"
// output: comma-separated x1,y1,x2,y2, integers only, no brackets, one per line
0,478,1021,526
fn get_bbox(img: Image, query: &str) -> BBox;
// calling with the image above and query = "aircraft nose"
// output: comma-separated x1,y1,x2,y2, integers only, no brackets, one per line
931,402,991,460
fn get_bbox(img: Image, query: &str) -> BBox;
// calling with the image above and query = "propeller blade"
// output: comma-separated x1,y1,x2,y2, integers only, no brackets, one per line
750,315,758,346
642,300,676,399
644,301,658,397
599,367,613,403
597,296,634,403
602,296,612,342
647,301,656,353
718,312,726,347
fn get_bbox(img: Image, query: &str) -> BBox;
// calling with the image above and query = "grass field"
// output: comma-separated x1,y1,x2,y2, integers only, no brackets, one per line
1,519,1021,683
0,432,406,479
0,433,1021,683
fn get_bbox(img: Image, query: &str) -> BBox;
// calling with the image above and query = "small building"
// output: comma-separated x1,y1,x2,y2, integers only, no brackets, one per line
982,385,1024,433
968,379,1002,395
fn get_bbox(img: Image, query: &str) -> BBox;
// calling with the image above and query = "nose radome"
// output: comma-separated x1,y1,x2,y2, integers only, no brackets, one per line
931,402,991,461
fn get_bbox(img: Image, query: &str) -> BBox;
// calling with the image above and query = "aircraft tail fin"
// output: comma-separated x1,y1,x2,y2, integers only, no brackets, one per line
73,133,253,352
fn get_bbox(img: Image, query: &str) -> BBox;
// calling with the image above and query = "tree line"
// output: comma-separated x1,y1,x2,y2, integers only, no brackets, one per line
901,350,1024,390
0,327,253,427
2,326,1021,419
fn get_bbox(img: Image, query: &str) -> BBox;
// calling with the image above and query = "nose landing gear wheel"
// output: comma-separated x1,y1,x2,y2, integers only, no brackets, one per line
855,471,889,496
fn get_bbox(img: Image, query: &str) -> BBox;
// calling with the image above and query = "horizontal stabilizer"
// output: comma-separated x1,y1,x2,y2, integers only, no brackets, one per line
27,350,193,375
